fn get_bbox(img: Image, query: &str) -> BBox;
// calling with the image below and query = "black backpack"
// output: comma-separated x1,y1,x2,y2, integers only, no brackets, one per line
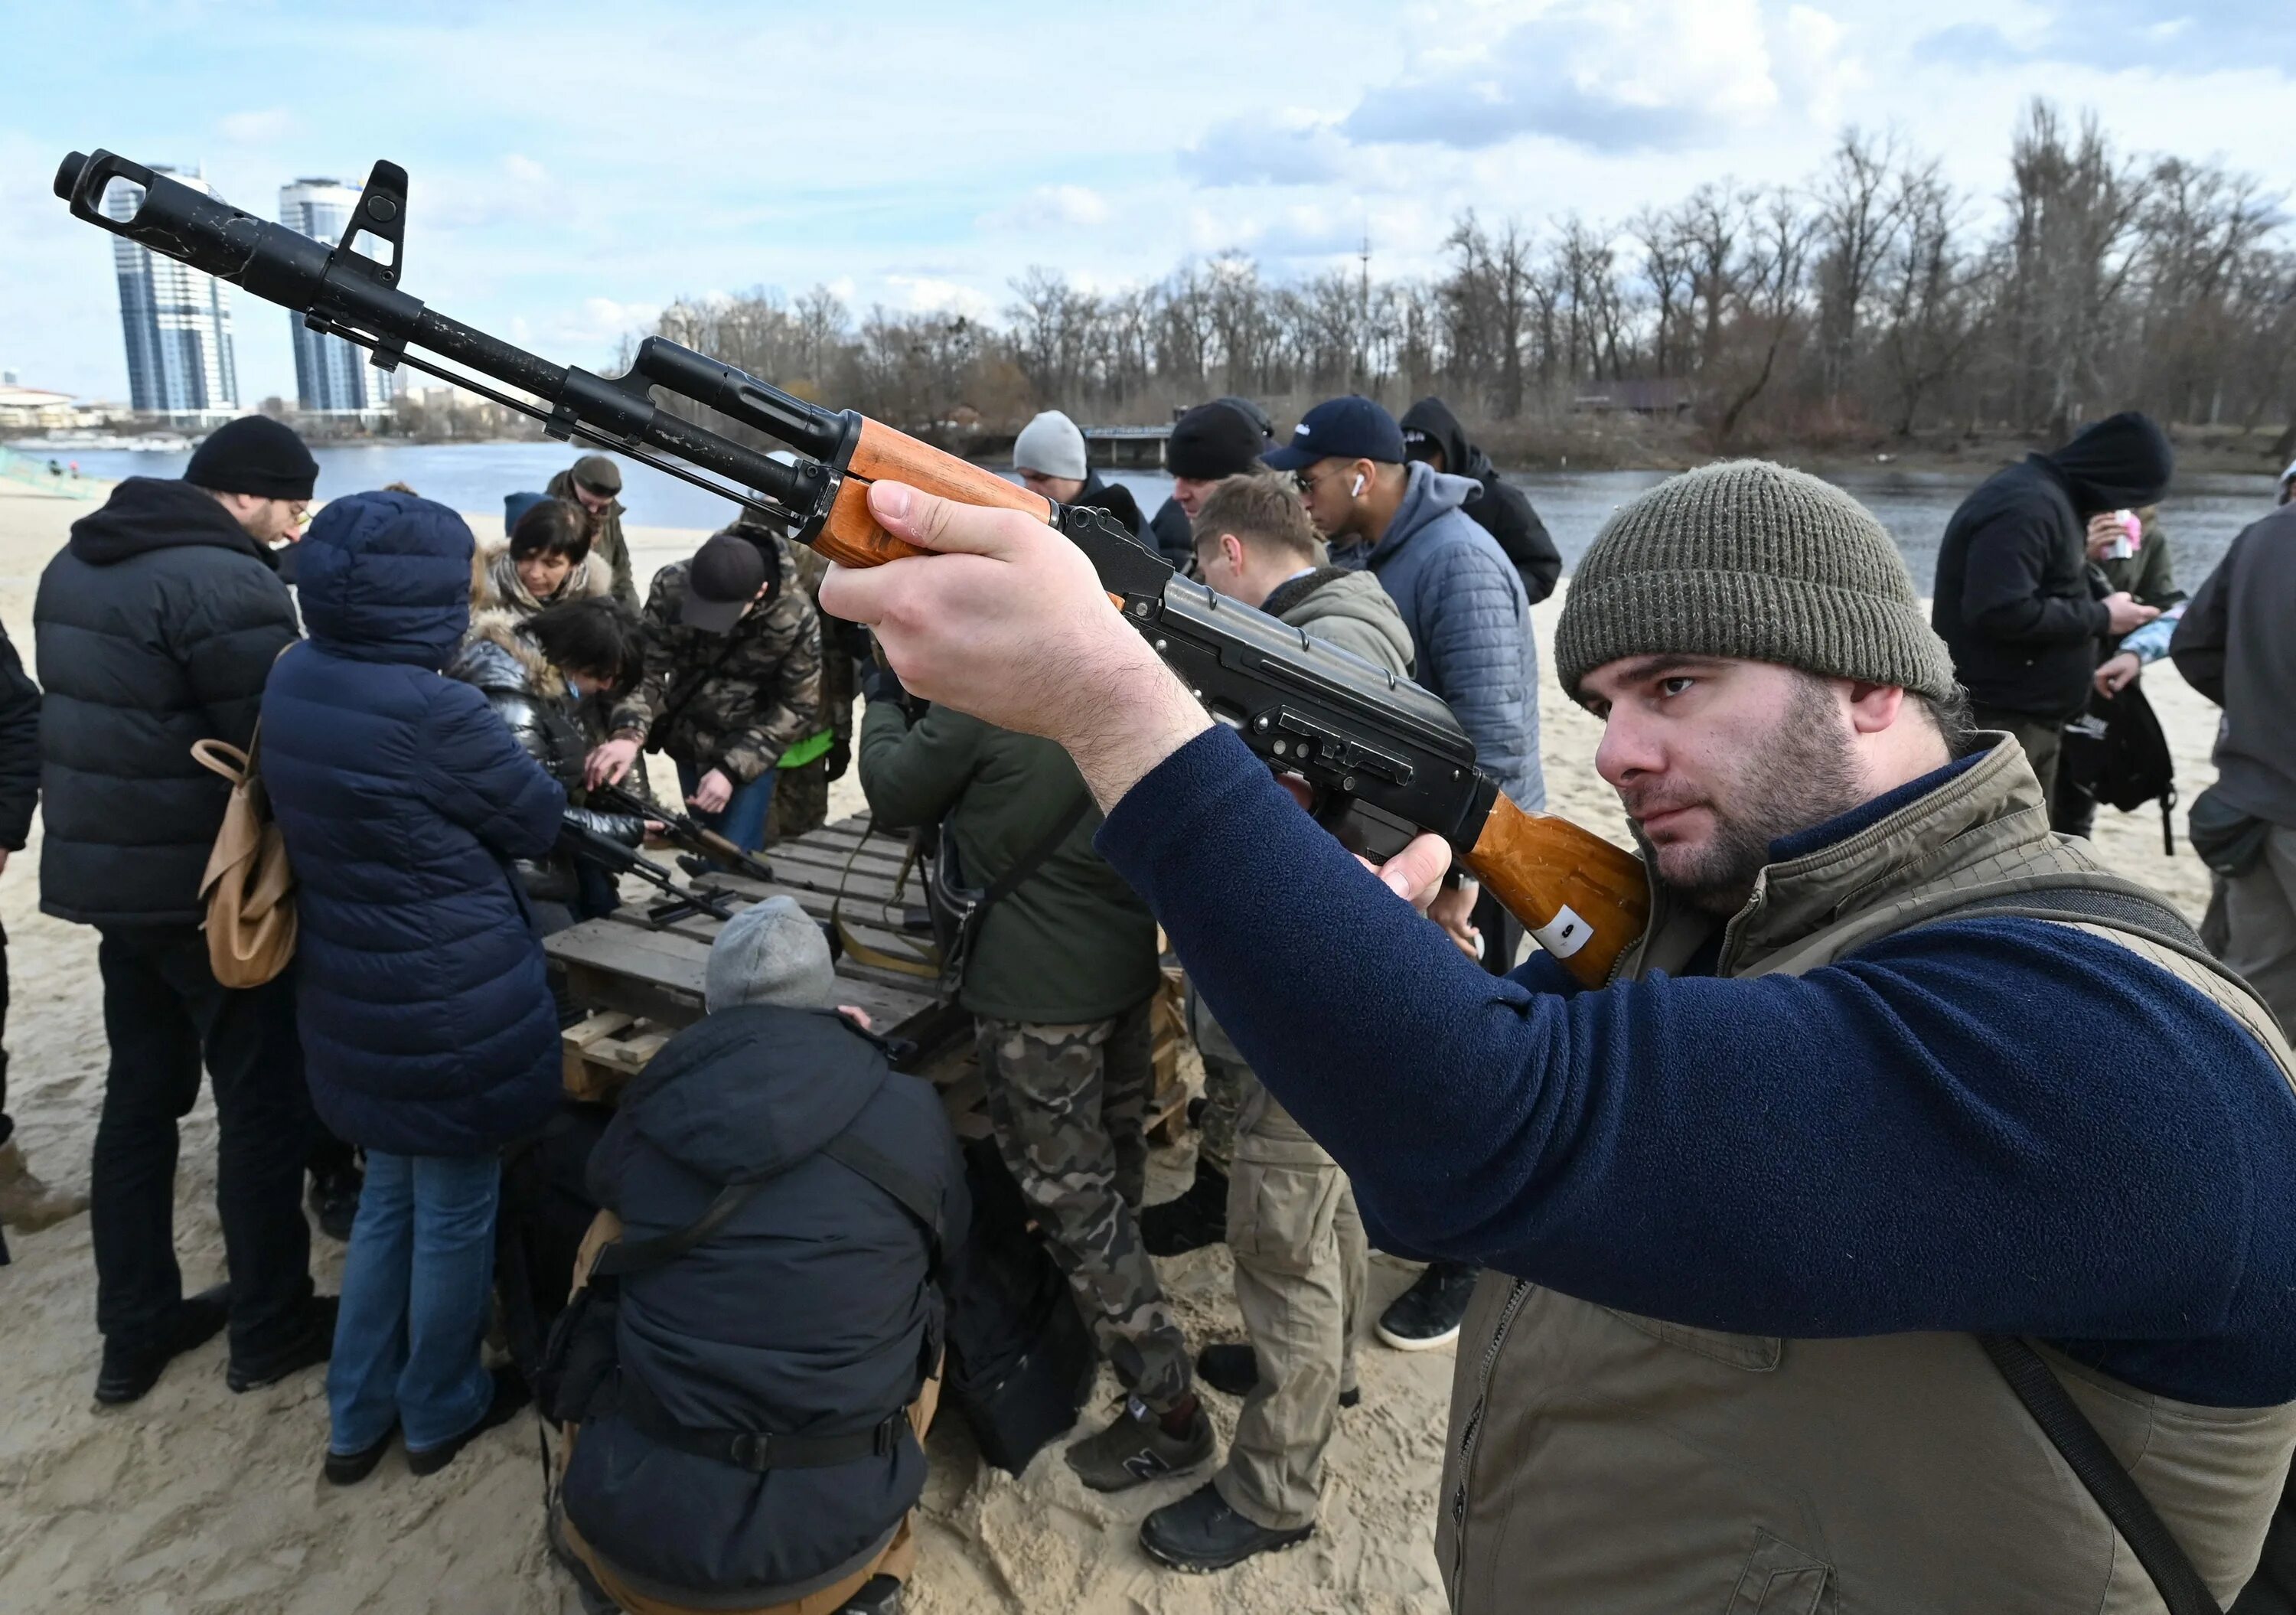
2060,681,2177,854
495,1101,617,1380
939,1137,1098,1473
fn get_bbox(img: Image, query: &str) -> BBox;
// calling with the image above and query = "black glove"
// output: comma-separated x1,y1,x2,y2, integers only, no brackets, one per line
860,658,910,708
827,737,853,781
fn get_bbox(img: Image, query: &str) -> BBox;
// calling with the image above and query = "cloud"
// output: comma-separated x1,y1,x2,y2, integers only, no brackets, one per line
1182,113,1353,186
881,276,993,319
218,108,295,143
504,153,549,184
1910,2,2291,73
977,183,1111,232
549,295,660,349
1339,0,1849,155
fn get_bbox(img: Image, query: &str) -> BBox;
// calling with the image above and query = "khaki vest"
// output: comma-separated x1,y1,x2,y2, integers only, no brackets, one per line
1436,741,2296,1613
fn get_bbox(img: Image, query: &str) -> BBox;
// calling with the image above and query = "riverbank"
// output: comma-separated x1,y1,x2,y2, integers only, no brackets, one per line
0,482,2229,1613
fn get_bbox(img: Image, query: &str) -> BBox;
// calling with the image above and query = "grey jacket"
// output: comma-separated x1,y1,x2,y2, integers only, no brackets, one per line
1260,566,1414,679
1335,463,1541,806
2172,503,2296,829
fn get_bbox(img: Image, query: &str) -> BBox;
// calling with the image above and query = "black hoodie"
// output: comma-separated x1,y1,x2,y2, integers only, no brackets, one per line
1931,413,2174,723
1400,396,1562,604
33,477,301,926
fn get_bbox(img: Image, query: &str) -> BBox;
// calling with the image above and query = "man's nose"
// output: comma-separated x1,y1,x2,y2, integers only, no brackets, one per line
1593,713,1661,788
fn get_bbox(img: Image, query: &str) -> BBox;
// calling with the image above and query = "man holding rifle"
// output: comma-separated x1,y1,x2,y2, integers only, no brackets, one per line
823,460,2296,1610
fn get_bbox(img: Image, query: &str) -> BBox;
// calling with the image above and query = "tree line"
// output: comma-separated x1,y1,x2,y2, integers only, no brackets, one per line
641,100,2294,455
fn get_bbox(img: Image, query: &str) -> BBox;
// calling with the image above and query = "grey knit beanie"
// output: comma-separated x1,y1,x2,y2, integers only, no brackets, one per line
1013,410,1088,481
1554,460,1958,702
705,896,838,1013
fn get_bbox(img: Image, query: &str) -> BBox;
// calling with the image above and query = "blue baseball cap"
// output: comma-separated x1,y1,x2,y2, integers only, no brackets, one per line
1262,396,1406,471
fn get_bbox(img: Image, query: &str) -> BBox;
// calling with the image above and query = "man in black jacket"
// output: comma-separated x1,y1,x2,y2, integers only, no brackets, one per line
0,624,82,1265
1147,399,1272,571
1932,411,2170,793
34,415,332,1403
1401,396,1563,605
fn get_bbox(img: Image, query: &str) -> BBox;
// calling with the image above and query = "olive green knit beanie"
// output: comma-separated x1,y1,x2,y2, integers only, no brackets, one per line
1554,459,1958,702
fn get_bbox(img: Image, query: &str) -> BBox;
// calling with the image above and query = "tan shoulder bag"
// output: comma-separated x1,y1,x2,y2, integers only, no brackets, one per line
191,722,297,987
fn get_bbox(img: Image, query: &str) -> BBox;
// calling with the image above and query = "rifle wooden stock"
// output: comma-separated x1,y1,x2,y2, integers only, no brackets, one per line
1463,794,1650,988
812,418,1055,572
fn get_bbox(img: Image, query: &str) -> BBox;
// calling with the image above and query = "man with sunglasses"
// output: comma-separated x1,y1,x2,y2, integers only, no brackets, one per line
1266,395,1539,1351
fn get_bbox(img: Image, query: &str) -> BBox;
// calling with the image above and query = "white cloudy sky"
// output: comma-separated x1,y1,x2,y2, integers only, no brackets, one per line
2,0,2288,405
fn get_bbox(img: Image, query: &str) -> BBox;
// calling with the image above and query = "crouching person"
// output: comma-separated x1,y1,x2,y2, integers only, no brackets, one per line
553,897,967,1615
263,491,567,1482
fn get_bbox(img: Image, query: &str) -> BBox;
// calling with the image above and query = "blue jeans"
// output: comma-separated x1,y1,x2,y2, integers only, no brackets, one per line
675,759,778,855
326,1150,501,1455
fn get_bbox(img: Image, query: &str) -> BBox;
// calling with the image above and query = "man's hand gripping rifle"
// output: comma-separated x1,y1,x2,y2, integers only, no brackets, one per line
56,149,1649,985
589,782,776,886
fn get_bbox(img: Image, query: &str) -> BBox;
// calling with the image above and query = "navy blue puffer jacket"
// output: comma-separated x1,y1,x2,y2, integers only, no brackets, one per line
263,491,566,1157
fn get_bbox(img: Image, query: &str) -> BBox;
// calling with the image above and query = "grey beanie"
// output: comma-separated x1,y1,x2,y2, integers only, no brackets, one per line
1013,410,1088,481
1554,460,1958,703
705,896,838,1013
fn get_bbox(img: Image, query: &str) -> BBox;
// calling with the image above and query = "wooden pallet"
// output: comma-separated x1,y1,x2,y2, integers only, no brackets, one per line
562,1010,672,1103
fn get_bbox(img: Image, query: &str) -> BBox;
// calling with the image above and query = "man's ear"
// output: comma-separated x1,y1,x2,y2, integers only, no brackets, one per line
1845,681,1909,735
1221,532,1247,573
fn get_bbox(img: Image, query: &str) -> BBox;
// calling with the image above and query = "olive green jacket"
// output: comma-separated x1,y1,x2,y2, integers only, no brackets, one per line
1438,738,2296,1613
857,700,1158,1025
543,468,640,612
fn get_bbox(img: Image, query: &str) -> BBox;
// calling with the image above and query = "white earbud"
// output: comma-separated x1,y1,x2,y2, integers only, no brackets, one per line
1351,473,1365,497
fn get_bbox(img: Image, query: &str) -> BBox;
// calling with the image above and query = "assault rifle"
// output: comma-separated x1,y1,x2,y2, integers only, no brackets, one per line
56,149,1650,985
559,821,739,929
589,781,777,885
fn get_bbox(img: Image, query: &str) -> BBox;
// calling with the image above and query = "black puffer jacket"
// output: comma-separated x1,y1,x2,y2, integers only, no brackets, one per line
0,626,41,853
444,609,642,906
1400,396,1562,605
1146,496,1195,572
1075,469,1151,550
1932,412,2175,721
563,1003,968,1604
34,477,300,926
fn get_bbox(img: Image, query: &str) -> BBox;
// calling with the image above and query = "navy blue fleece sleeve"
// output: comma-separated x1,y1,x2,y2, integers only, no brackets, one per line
1099,726,2296,1404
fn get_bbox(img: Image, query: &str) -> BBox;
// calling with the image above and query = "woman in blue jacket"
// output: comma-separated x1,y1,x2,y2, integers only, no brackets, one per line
262,490,566,1483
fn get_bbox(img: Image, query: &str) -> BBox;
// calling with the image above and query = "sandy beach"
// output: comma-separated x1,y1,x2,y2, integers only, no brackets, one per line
0,478,2231,1614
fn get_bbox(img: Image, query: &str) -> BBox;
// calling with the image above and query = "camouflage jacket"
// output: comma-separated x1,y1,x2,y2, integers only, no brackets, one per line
782,538,861,751
543,468,640,612
608,535,823,784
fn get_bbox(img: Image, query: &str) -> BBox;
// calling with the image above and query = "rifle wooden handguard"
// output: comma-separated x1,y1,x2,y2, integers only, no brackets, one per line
1464,794,1650,988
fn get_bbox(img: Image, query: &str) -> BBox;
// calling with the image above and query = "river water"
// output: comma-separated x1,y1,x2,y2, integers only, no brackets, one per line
18,441,2284,587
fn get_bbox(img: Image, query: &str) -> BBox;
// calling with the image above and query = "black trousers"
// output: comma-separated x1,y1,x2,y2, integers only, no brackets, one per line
91,925,315,1359
0,918,13,1153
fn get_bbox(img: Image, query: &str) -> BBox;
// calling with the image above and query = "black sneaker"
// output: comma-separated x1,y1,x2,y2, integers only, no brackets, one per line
94,1283,230,1405
1140,1481,1313,1573
227,1294,339,1392
1195,1343,1358,1407
835,1574,903,1614
408,1366,530,1476
1141,1165,1228,1258
323,1421,397,1486
308,1163,363,1242
1377,1261,1479,1352
1064,1396,1215,1493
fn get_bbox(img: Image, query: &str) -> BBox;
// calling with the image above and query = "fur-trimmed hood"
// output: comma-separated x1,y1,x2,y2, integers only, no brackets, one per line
471,537,613,618
447,605,561,696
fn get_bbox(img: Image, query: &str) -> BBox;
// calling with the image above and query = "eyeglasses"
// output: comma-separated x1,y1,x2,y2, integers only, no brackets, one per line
1292,465,1345,497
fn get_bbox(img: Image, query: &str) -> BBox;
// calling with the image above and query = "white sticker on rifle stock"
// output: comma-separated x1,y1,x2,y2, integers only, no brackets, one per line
1532,905,1590,958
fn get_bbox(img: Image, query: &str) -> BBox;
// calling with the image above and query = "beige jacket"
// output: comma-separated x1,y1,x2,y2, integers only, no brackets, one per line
1437,739,2296,1613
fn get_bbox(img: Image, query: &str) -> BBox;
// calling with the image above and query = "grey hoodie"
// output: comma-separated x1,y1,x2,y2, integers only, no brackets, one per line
1261,565,1414,680
1334,463,1541,806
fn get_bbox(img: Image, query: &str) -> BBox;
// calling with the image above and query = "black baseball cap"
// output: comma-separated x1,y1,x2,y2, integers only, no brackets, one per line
681,533,768,633
1262,396,1405,471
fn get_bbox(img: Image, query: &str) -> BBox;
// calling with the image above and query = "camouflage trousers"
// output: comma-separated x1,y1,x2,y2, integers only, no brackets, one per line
975,1001,1192,1411
768,759,830,841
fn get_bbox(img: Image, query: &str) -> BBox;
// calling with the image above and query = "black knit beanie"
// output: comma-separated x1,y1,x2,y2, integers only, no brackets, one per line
184,416,319,500
1554,460,1958,703
1166,402,1267,481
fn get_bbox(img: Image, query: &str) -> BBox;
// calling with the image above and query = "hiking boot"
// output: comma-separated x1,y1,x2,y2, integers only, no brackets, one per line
323,1421,397,1486
1140,1481,1314,1573
0,1138,88,1232
307,1162,362,1242
1141,1164,1228,1258
94,1283,230,1405
408,1365,530,1476
835,1574,904,1614
1064,1395,1214,1493
1195,1343,1358,1408
1377,1260,1479,1352
227,1294,339,1392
